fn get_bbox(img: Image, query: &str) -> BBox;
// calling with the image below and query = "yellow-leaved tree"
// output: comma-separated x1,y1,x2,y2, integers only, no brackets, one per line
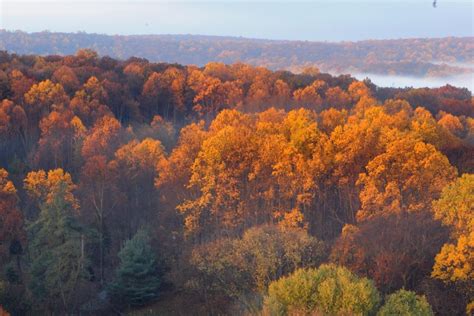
431,174,474,310
357,135,457,221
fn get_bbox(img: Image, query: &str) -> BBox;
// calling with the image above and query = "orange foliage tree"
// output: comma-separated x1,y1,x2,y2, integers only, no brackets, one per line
0,169,25,262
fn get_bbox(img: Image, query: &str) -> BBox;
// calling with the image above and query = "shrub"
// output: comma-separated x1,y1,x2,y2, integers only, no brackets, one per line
264,264,380,315
377,289,433,316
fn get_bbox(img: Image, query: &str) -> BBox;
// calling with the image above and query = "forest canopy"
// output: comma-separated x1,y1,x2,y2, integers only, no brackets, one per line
0,50,472,315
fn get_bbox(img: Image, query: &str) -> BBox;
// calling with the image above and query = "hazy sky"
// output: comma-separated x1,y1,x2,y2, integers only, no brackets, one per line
1,0,473,41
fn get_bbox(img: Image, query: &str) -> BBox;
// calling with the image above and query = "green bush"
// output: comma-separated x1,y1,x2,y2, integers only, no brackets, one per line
377,289,433,316
264,264,380,315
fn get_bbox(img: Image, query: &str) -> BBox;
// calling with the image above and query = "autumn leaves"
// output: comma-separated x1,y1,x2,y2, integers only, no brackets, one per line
0,51,473,313
166,104,460,240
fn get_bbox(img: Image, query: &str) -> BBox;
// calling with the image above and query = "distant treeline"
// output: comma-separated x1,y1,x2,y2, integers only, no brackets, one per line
1,30,473,77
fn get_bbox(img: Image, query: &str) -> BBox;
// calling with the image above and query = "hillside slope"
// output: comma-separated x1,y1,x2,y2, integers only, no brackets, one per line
1,30,473,77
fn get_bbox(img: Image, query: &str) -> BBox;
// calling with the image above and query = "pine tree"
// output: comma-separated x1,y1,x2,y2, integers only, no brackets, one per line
28,182,90,313
108,229,162,307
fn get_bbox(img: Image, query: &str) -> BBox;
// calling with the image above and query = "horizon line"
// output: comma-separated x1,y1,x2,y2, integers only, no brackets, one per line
2,29,473,45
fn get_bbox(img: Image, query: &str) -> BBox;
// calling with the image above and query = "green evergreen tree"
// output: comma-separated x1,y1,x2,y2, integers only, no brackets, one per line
108,229,162,307
28,182,91,313
377,289,434,316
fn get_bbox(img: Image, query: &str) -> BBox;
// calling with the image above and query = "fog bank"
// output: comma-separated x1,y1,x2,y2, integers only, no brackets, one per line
354,73,473,92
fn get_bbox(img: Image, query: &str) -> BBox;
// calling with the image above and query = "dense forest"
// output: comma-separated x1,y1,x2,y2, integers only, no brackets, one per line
0,49,473,315
1,31,473,77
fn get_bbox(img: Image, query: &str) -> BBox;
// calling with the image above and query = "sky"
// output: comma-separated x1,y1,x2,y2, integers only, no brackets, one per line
0,0,472,41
